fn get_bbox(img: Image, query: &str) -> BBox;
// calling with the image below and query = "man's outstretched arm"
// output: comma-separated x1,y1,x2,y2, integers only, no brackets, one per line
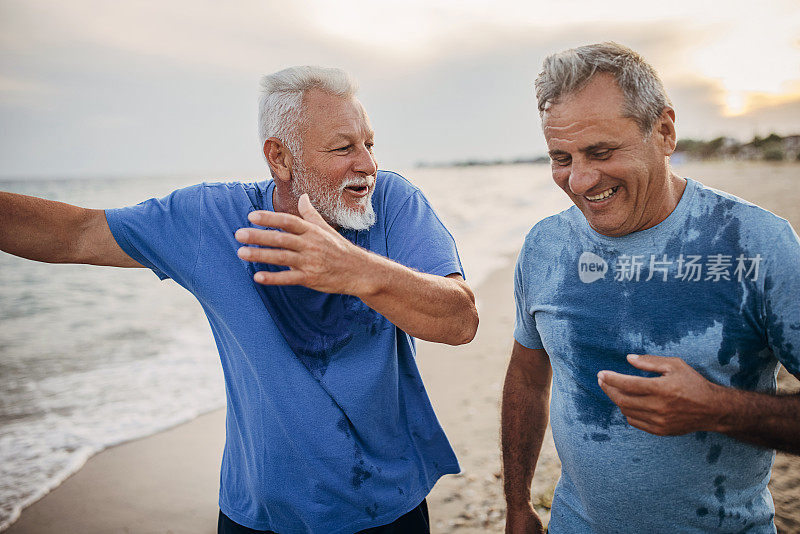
599,354,800,455
234,194,478,345
501,342,552,534
0,191,142,267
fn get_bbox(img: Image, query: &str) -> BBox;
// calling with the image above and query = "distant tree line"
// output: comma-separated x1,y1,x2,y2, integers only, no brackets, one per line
674,133,800,162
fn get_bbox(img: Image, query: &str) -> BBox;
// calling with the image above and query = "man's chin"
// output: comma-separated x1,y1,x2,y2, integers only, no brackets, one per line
333,204,376,231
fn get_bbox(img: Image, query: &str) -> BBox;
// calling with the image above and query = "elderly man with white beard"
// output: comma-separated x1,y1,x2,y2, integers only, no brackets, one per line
0,66,478,534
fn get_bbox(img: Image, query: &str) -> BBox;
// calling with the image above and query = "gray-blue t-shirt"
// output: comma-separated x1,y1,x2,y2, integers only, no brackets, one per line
514,177,800,533
105,171,463,533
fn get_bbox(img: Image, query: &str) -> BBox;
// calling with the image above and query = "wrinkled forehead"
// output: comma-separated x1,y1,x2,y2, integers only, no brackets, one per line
301,89,370,127
541,74,626,127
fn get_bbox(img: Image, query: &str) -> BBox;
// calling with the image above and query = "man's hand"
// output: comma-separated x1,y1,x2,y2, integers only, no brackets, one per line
597,354,724,436
505,502,544,534
235,193,478,345
235,194,372,295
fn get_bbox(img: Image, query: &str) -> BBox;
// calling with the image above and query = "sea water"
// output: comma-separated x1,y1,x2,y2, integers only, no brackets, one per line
0,165,568,530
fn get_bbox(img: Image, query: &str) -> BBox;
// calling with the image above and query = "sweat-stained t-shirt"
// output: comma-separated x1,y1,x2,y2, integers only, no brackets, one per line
514,177,800,534
105,170,463,534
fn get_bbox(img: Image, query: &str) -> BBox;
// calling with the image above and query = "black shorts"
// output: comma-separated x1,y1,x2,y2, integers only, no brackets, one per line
218,499,430,533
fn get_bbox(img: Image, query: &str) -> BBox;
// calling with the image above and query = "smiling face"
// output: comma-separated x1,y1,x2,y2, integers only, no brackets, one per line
542,73,682,237
292,88,378,230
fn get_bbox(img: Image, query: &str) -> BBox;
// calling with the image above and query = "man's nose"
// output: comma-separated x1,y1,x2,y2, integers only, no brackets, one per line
354,145,378,176
568,161,600,196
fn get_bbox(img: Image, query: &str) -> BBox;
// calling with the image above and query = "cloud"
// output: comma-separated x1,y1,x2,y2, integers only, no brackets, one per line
0,0,798,176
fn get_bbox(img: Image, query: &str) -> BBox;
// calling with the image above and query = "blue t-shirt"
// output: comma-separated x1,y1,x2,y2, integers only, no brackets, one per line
106,171,463,533
514,178,800,533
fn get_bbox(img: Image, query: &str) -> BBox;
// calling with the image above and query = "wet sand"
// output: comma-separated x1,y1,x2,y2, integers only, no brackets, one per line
7,162,800,533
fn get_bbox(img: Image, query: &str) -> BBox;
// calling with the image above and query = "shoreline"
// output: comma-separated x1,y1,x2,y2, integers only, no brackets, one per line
6,408,227,533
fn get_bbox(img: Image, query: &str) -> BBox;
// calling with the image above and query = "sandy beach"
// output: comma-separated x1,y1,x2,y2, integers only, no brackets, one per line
6,162,800,533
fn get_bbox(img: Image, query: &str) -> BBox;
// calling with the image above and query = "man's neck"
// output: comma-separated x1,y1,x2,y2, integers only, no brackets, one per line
271,183,300,217
646,171,687,230
271,182,342,231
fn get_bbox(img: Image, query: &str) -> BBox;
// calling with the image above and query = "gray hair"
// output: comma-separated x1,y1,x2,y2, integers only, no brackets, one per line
258,66,358,157
535,42,671,134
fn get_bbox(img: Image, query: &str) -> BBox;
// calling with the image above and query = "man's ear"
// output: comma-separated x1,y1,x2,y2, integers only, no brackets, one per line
657,107,677,156
264,137,294,182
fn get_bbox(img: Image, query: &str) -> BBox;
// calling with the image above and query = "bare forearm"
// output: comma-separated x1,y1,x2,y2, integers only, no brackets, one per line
501,352,551,506
357,252,478,345
714,386,800,454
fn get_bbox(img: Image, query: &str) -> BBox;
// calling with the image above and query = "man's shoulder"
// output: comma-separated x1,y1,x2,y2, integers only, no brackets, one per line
198,179,266,195
375,170,420,200
516,207,582,269
193,179,271,210
691,178,791,238
523,206,582,245
373,170,435,224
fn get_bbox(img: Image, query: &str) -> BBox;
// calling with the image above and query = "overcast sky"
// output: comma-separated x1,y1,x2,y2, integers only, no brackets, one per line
1,0,799,179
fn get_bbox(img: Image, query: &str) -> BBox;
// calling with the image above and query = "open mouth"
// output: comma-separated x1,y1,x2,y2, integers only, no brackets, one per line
342,181,373,198
585,186,619,203
345,184,369,194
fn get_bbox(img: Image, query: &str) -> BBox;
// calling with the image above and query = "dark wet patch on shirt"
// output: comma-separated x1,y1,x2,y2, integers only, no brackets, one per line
243,227,387,378
589,432,611,442
697,507,709,517
339,417,378,492
352,465,372,489
631,457,642,463
667,203,770,390
552,245,631,430
366,502,379,520
397,487,405,495
765,277,800,374
714,475,726,502
707,444,722,464
695,431,708,442
337,416,351,438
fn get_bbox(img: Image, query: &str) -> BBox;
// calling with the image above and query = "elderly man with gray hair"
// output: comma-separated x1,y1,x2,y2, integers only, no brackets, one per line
0,67,478,533
502,42,800,533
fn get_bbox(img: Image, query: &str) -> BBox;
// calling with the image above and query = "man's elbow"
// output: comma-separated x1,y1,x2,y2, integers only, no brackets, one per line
450,292,479,346
453,306,479,345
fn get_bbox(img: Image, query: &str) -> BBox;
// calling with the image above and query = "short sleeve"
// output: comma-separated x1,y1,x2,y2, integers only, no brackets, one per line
385,189,464,278
104,184,203,289
513,246,544,350
763,220,800,378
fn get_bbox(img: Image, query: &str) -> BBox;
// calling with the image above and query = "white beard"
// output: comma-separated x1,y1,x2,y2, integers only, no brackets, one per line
291,161,376,231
